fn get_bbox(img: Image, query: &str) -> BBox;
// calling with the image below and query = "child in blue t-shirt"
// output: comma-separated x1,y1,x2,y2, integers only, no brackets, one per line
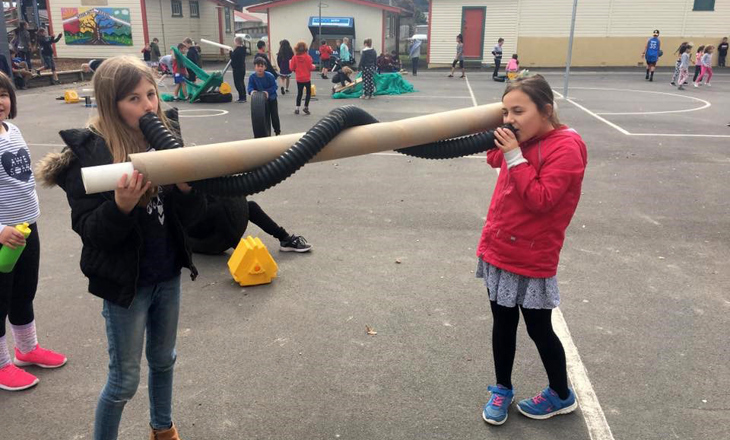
248,57,281,136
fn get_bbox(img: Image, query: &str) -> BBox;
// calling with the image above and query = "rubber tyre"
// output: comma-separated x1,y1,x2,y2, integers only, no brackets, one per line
250,91,271,139
187,195,249,254
199,92,233,103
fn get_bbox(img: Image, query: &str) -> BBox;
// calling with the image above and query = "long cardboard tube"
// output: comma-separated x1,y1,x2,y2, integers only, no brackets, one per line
82,103,503,194
200,38,233,52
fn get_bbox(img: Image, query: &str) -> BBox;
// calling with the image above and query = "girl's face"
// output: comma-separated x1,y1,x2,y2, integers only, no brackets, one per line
117,79,159,131
0,88,11,121
502,89,553,143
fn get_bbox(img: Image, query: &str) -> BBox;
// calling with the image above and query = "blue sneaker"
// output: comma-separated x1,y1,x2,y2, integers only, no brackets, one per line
517,387,578,420
482,385,514,425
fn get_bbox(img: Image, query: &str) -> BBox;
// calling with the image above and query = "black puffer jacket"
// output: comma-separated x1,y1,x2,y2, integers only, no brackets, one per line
36,109,206,308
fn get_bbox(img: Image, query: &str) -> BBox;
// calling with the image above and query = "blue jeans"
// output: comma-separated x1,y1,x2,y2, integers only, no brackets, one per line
93,276,181,440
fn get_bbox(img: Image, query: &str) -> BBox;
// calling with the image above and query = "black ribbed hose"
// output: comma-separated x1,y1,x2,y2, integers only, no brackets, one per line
138,108,511,198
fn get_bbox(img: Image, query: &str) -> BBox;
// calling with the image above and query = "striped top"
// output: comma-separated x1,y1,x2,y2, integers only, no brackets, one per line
0,122,40,230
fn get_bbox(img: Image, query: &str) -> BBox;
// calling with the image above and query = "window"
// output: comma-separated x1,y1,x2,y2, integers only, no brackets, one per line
171,0,183,17
693,0,715,11
190,1,200,18
224,7,231,33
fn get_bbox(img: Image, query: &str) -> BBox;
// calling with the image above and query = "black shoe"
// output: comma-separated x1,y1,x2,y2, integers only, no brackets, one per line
281,86,285,95
303,107,310,115
280,235,312,253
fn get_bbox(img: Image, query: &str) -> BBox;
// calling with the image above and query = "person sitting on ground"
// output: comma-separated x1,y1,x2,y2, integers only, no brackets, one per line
377,52,396,73
81,59,104,74
35,28,63,84
331,66,354,93
9,49,33,89
390,51,402,71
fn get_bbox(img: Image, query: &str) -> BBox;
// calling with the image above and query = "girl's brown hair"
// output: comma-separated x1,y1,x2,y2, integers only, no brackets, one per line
89,56,171,163
503,74,560,127
0,72,18,119
704,45,714,53
363,38,372,47
294,41,308,54
342,66,354,75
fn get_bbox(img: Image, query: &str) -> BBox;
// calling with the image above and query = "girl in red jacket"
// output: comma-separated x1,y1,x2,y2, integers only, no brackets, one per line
479,75,587,425
289,41,315,115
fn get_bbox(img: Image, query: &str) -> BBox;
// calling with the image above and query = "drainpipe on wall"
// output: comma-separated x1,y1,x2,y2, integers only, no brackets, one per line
159,0,167,50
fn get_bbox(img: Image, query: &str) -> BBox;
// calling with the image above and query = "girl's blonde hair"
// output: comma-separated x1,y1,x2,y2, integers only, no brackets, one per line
89,56,171,163
342,66,354,75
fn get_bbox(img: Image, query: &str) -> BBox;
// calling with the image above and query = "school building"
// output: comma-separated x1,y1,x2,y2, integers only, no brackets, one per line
45,0,238,61
248,0,404,69
428,0,729,68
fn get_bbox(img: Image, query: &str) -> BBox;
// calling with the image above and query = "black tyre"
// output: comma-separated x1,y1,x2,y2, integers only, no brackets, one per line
188,195,249,254
250,91,271,139
199,92,233,103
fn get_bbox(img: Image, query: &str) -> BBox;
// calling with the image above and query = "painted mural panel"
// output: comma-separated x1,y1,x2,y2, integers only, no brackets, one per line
62,8,133,46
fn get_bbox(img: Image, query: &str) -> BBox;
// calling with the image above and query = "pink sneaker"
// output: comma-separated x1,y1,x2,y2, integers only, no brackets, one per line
0,363,39,391
14,345,67,369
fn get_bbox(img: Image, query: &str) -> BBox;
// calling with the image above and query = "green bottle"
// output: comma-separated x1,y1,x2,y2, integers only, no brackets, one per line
0,223,31,273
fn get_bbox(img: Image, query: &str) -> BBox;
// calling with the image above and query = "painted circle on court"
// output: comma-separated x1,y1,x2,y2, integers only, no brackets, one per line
177,109,229,118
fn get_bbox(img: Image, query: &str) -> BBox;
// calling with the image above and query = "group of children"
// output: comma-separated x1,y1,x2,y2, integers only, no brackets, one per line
448,35,520,82
670,40,723,90
1,60,589,436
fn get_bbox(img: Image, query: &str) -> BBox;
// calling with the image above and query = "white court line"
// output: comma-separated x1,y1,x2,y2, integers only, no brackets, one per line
556,88,730,138
553,309,616,440
464,76,478,107
484,82,615,440
570,87,711,116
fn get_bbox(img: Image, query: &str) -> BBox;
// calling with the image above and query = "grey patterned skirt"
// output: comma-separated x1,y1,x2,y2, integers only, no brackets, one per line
475,259,560,309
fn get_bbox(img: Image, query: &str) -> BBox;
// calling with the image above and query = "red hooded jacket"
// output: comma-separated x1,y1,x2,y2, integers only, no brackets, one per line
477,126,588,278
289,53,315,82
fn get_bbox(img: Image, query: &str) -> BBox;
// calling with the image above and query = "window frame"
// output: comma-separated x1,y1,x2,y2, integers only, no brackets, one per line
224,7,232,33
171,0,183,17
692,0,715,11
189,0,200,18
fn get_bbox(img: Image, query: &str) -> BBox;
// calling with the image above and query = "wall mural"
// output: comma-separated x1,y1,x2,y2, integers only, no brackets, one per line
61,7,133,46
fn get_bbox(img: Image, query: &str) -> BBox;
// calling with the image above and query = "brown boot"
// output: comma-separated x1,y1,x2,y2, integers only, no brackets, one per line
149,423,182,440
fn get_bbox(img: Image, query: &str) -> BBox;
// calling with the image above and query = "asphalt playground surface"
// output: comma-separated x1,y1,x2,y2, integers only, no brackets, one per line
1,65,729,440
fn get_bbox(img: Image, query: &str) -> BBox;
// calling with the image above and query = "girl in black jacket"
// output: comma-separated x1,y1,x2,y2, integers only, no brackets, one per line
358,38,377,99
37,56,205,440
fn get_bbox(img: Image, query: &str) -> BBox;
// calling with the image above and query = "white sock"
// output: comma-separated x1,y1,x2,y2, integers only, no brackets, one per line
10,321,37,354
0,335,11,368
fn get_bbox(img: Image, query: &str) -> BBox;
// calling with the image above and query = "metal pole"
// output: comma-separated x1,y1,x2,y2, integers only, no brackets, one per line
0,1,11,78
32,0,39,29
562,0,578,98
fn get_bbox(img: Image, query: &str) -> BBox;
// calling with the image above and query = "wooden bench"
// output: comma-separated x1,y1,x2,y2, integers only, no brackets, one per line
26,69,89,89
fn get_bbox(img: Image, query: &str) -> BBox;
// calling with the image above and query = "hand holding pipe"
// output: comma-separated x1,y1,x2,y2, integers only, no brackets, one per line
80,104,504,194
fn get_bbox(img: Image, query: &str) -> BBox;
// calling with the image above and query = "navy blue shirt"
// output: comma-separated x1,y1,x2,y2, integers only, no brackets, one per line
247,71,278,100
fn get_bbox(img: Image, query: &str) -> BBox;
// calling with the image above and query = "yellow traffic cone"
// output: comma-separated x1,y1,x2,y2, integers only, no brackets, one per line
228,236,278,286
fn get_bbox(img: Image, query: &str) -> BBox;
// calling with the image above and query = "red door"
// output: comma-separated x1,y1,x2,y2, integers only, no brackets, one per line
462,8,485,59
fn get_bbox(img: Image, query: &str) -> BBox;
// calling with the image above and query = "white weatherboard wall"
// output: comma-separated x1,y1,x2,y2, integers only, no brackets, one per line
145,0,235,59
429,0,518,66
267,0,383,69
51,0,146,58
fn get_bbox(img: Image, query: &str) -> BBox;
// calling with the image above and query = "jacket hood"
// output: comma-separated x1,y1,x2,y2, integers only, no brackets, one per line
35,108,179,188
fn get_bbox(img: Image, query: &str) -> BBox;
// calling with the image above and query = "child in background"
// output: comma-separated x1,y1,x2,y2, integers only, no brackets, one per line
506,54,520,78
358,38,377,99
0,72,67,392
670,42,689,86
694,45,714,87
173,43,188,101
277,39,294,95
642,29,661,81
254,41,279,79
692,46,704,83
149,38,161,63
230,36,248,102
38,55,207,439
289,41,315,115
248,57,281,136
319,40,333,79
35,28,63,84
480,75,587,425
339,38,352,67
676,43,692,90
448,34,465,78
184,37,200,82
331,66,354,93
141,43,151,62
718,37,728,67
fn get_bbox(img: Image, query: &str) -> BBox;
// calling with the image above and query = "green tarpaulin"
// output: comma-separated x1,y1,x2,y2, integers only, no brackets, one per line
333,72,416,99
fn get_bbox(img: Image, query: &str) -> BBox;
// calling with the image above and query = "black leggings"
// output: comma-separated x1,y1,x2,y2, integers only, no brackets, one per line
296,81,311,107
247,201,288,241
0,223,39,337
232,68,246,100
490,300,569,399
693,64,702,82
